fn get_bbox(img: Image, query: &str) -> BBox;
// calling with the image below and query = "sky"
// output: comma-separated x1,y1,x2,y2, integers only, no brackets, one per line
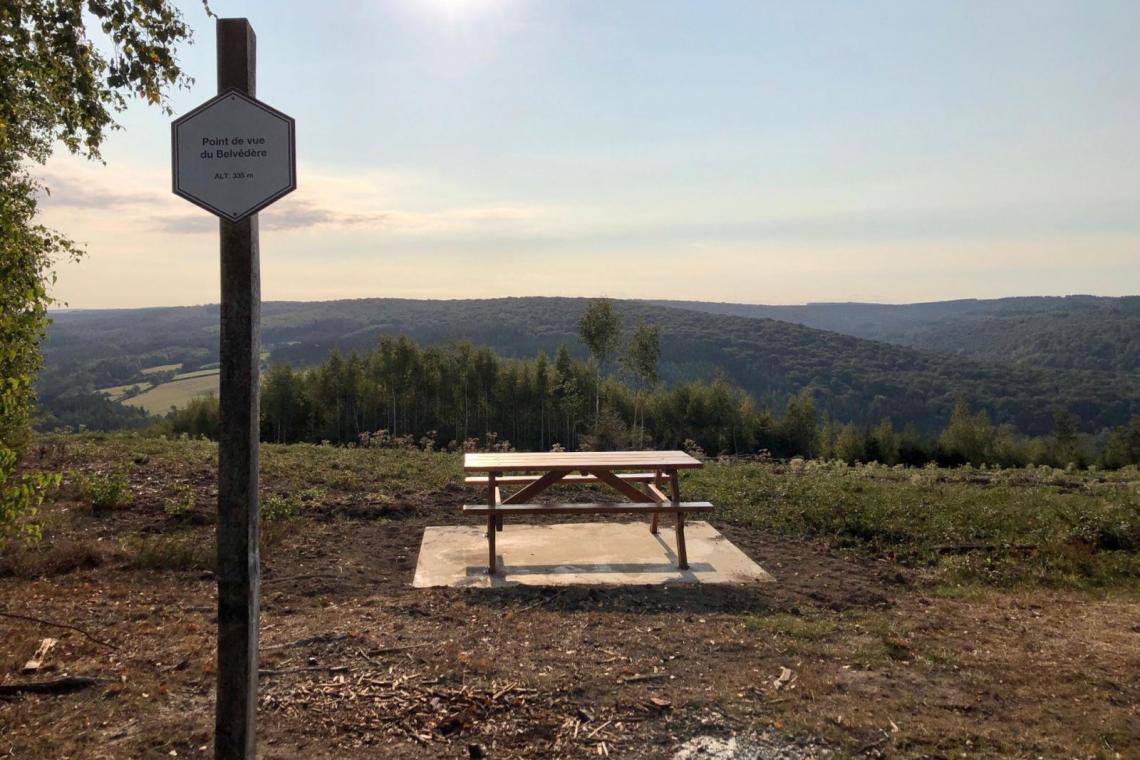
38,0,1140,308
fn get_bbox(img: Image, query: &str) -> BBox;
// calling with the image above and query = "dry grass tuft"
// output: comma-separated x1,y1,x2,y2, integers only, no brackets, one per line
0,538,108,578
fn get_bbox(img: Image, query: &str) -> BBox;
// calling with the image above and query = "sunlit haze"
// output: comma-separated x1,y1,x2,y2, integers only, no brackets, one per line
38,0,1140,308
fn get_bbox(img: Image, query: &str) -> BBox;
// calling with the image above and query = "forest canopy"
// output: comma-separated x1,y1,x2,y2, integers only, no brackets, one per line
154,332,1140,471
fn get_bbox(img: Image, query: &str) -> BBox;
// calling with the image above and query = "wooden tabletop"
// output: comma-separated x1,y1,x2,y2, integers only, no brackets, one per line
463,450,703,473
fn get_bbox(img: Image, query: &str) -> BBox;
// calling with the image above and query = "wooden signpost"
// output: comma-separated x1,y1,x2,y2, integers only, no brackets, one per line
171,18,296,759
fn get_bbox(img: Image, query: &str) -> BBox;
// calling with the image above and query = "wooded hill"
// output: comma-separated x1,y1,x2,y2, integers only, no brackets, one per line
41,297,1139,436
651,295,1140,372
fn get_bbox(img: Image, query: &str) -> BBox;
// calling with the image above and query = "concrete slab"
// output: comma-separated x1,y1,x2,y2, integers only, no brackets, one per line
412,521,775,588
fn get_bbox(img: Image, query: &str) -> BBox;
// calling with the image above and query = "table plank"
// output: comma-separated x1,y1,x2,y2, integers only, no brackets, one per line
464,450,702,472
463,501,713,516
465,473,658,485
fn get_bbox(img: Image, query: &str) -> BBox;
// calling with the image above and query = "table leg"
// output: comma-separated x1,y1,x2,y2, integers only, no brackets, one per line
488,473,500,571
494,484,503,532
675,511,689,570
650,469,662,534
668,469,688,568
669,470,681,522
487,513,497,575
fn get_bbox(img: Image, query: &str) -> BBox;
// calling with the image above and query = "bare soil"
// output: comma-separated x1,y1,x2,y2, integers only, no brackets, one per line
1,450,1137,759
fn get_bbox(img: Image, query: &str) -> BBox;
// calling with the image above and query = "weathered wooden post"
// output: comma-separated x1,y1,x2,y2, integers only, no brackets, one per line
215,20,260,758
171,17,296,759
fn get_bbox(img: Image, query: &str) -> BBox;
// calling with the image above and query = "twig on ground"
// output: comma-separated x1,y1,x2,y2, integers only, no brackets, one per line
368,643,433,655
931,543,1036,553
262,573,342,585
857,730,891,755
0,610,116,649
261,632,353,651
258,665,350,677
492,682,517,701
620,673,668,684
519,589,567,612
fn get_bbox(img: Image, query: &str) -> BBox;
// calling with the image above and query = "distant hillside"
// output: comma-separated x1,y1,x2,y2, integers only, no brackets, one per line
42,297,1139,435
650,296,1140,372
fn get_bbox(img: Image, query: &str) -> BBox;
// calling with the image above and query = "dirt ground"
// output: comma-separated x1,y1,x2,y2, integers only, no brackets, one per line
1,454,1137,758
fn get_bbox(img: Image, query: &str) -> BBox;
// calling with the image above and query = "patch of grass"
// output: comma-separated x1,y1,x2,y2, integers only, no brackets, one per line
927,582,992,601
689,460,1140,589
27,433,1140,590
922,646,964,668
847,614,913,665
259,443,459,494
744,613,837,640
83,470,130,512
0,538,107,578
128,535,215,572
850,637,896,667
55,433,218,472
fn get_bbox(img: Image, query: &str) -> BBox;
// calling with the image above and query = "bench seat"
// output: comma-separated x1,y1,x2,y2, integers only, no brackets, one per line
464,472,658,486
463,501,713,516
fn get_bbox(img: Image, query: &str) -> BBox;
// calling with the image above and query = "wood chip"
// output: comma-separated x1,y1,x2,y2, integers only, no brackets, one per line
22,638,57,673
620,673,668,684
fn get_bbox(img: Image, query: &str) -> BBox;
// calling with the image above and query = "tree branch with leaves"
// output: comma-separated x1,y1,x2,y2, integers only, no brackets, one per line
0,0,204,542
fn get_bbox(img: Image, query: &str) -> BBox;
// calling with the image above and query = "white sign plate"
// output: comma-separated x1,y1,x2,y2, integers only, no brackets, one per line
172,90,296,221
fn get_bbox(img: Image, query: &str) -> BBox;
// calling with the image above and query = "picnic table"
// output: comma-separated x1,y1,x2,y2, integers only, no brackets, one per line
463,451,712,575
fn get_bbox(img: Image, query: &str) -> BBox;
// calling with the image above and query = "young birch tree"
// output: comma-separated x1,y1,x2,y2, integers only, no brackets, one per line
623,321,661,448
576,299,620,427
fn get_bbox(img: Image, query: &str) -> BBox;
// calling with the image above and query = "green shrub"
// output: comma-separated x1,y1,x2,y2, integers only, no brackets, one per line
260,493,300,522
83,470,130,512
296,486,325,505
0,448,58,544
165,481,195,516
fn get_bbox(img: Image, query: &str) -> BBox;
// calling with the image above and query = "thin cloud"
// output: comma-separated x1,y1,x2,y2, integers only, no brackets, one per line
36,172,154,209
262,201,390,230
151,201,554,235
37,155,559,240
148,214,214,234
150,199,391,234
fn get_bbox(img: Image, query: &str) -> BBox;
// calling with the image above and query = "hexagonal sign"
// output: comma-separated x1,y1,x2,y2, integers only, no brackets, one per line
172,89,296,222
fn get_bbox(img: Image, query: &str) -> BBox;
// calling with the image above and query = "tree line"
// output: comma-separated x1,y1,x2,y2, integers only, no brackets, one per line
161,301,1140,470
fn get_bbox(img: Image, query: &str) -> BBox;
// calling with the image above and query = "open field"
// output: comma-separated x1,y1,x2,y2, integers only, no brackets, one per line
97,382,154,401
141,363,183,375
123,374,219,415
1,435,1137,758
173,368,221,381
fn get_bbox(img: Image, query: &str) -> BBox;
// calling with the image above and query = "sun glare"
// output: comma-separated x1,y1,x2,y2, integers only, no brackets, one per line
422,0,501,24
